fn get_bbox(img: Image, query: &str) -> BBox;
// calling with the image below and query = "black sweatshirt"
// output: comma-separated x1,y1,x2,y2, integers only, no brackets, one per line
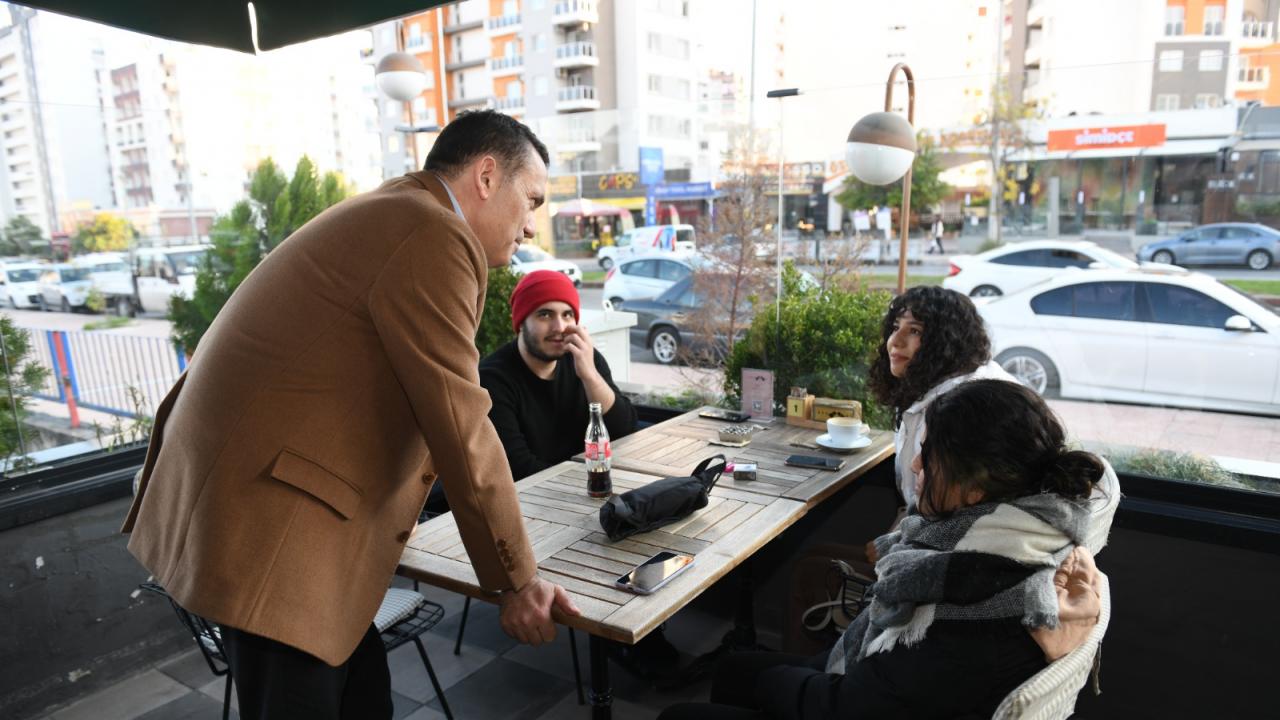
479,340,637,480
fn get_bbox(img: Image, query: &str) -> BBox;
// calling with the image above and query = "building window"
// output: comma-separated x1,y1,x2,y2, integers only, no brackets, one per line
423,72,435,89
503,0,517,15
1164,6,1184,35
534,75,548,96
1198,49,1223,72
1155,94,1180,111
507,80,523,98
1194,93,1221,108
533,33,547,52
646,32,690,60
408,23,423,48
1203,5,1224,36
1158,50,1183,72
531,0,545,8
413,97,427,116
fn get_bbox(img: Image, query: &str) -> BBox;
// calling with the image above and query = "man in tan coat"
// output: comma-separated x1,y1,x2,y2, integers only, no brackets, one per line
123,110,578,718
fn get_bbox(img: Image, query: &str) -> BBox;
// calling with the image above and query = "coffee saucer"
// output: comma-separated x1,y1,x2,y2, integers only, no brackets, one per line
815,433,872,453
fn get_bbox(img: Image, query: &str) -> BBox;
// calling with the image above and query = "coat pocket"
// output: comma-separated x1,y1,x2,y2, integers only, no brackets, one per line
269,448,362,520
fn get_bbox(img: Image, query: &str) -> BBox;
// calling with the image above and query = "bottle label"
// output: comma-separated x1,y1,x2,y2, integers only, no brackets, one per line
585,440,611,461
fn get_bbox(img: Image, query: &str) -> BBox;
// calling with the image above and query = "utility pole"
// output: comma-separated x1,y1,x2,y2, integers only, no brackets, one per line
988,0,1004,242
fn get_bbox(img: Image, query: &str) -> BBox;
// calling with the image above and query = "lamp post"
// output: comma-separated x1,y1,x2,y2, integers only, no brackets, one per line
845,63,917,294
766,87,798,332
375,51,428,170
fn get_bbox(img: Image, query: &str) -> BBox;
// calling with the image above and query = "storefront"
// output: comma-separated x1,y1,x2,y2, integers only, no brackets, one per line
548,169,693,251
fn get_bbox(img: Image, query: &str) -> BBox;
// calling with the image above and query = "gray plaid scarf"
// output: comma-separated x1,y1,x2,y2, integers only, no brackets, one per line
827,489,1100,674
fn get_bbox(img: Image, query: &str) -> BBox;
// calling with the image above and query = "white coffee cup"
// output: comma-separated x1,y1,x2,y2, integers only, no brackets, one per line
826,416,863,446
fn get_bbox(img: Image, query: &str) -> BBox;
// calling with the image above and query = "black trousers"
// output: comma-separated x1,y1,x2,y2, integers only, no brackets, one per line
658,651,825,720
221,623,393,720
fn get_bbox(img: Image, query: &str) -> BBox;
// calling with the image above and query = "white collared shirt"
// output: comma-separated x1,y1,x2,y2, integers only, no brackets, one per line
433,172,466,221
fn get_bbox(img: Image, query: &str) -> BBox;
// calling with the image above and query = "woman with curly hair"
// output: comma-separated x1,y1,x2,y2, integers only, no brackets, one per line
868,285,1016,510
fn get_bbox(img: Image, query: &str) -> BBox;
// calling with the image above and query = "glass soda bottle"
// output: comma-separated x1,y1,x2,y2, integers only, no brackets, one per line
584,402,612,498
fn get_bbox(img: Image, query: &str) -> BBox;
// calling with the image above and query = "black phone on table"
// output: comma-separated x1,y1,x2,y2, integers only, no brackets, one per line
698,409,751,422
614,551,695,594
784,454,846,471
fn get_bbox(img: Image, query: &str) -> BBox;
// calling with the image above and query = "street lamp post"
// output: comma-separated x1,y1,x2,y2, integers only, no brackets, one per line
375,51,428,170
845,64,917,294
766,87,798,332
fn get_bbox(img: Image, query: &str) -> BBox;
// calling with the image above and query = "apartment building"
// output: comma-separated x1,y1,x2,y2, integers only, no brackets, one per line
1151,0,1280,110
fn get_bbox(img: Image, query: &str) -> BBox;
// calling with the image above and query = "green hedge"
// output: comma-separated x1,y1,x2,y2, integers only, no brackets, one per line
725,264,894,428
476,267,521,358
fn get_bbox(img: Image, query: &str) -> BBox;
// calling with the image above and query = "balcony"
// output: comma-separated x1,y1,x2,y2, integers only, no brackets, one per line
1164,20,1184,36
490,54,524,77
443,10,484,34
556,84,599,112
487,14,522,33
1242,20,1276,47
554,41,599,69
1026,0,1045,28
445,54,486,71
556,126,601,153
1239,66,1270,90
553,0,598,26
448,94,492,110
492,95,525,115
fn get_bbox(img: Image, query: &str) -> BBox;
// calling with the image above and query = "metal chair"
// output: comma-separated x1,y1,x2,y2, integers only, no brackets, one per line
139,582,233,720
140,583,456,720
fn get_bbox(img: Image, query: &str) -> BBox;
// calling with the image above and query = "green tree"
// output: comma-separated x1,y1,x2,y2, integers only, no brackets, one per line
168,157,352,353
837,133,950,218
1,216,46,257
0,315,50,466
476,267,522,357
73,212,135,253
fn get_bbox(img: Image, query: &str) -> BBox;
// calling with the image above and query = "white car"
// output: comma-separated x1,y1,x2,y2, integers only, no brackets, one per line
944,240,1171,298
73,252,133,313
509,245,582,287
597,224,696,269
603,253,696,307
0,260,46,309
37,264,93,312
979,267,1280,416
132,245,207,315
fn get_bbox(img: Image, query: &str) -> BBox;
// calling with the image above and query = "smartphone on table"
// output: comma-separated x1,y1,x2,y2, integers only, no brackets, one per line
785,454,846,471
614,551,695,595
698,408,751,423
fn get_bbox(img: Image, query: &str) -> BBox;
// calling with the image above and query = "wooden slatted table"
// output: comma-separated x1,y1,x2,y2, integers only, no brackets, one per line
584,406,895,507
398,461,806,719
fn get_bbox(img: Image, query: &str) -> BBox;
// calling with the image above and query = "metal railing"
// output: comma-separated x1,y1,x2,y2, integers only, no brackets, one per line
493,96,525,110
555,41,597,61
1240,66,1270,84
491,55,524,71
1242,20,1276,41
488,14,521,30
1164,20,1184,36
557,85,597,102
554,0,597,18
26,329,186,418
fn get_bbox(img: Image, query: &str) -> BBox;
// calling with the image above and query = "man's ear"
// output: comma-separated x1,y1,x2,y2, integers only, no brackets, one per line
475,155,499,200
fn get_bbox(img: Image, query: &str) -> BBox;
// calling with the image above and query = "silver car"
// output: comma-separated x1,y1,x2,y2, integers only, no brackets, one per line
1137,223,1280,270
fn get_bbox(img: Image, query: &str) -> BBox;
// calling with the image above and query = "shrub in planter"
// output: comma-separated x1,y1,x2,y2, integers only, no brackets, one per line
476,266,521,358
725,264,894,428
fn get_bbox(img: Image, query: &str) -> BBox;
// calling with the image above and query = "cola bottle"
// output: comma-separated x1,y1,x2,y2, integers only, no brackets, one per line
584,402,612,498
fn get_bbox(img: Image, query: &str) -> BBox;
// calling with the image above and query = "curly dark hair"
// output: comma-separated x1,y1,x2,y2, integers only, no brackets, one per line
918,379,1104,517
868,286,991,428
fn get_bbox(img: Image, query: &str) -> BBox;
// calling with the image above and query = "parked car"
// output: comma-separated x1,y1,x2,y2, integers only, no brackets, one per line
979,267,1280,416
129,245,208,315
944,240,1159,298
37,264,93,312
1137,222,1280,270
72,252,133,314
603,253,697,306
624,274,755,365
509,245,582,286
0,260,46,309
596,224,696,269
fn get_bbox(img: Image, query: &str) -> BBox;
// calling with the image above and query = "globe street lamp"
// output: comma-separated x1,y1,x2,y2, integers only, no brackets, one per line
846,63,917,293
375,51,428,169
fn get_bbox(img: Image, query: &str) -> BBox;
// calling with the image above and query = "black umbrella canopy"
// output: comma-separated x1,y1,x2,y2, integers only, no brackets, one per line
15,1,452,52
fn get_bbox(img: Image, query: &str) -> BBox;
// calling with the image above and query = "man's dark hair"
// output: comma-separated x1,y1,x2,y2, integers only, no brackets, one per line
425,109,549,178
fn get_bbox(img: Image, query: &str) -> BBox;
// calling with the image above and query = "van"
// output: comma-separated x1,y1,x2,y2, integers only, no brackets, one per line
72,252,133,312
131,245,208,315
0,260,46,309
596,224,696,269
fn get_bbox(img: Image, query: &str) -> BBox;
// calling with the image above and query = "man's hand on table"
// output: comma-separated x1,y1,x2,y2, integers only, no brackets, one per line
499,574,581,646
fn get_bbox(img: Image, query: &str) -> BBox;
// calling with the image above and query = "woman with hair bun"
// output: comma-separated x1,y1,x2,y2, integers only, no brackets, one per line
659,379,1119,720
868,285,1018,511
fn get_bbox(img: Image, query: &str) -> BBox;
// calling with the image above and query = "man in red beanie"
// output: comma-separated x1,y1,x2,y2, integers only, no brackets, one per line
477,269,636,480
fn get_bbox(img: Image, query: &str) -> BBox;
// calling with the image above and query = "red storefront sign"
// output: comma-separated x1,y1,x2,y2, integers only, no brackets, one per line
1047,124,1167,152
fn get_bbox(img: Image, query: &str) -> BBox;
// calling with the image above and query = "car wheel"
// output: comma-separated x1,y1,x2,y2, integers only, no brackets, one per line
997,348,1060,398
970,284,1002,298
115,297,135,318
1246,249,1272,271
649,327,681,365
61,297,71,313
38,296,48,312
1152,250,1175,265
600,257,614,270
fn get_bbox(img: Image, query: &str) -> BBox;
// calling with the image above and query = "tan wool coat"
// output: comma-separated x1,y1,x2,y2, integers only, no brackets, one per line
123,172,536,666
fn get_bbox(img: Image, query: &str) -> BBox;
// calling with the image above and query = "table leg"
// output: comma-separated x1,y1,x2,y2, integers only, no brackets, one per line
589,634,612,719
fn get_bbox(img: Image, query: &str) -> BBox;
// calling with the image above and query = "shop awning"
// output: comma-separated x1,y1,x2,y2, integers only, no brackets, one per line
18,1,450,52
1040,137,1227,160
553,198,630,217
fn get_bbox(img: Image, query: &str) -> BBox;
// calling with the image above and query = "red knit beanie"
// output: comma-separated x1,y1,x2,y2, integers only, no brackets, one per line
510,270,581,332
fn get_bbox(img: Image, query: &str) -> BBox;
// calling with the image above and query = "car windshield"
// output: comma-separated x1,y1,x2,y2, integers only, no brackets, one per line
59,267,90,282
6,268,39,282
515,247,550,263
167,251,205,275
